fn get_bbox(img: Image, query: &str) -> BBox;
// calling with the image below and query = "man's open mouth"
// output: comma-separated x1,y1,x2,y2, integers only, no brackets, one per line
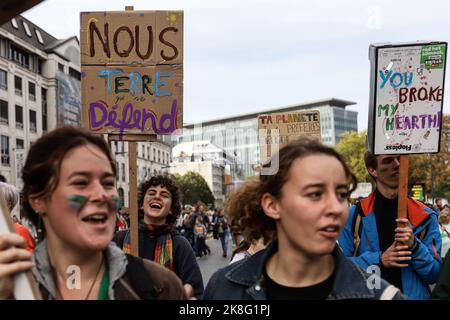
150,203,162,209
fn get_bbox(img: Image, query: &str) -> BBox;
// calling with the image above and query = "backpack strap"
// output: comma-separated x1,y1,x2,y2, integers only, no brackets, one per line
351,203,364,257
124,254,159,300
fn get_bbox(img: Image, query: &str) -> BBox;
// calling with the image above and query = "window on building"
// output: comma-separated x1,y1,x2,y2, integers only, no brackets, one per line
37,59,42,75
141,144,145,158
0,69,7,90
11,18,19,29
118,188,124,208
69,67,81,80
29,110,37,133
15,105,23,129
0,100,8,125
153,148,156,161
35,29,44,45
28,82,36,101
14,76,22,95
58,63,64,73
1,135,9,165
158,150,161,163
41,88,47,132
121,163,126,182
147,147,150,160
22,21,32,37
10,45,29,69
16,139,24,150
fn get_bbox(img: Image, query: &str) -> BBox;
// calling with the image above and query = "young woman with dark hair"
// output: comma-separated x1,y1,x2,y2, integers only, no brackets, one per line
203,136,403,300
0,126,185,300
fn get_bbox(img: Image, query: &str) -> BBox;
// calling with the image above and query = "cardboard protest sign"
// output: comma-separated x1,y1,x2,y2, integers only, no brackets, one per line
81,65,182,136
80,11,183,65
368,41,447,155
0,193,41,299
80,10,183,136
258,110,321,164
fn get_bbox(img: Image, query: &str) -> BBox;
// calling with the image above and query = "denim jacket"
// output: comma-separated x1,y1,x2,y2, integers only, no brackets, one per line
202,241,403,300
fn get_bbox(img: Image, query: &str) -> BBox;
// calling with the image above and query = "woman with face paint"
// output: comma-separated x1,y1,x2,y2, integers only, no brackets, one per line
114,175,204,299
0,126,185,300
203,137,404,300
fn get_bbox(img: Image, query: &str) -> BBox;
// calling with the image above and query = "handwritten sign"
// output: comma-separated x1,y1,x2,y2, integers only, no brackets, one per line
368,42,447,154
0,192,41,299
80,10,183,136
258,110,321,164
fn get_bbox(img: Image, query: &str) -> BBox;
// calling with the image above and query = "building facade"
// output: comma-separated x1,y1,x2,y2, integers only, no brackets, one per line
170,140,238,207
0,16,81,186
179,98,358,177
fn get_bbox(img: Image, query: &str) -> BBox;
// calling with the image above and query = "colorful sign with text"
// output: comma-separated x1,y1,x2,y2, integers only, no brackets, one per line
80,10,183,137
368,42,447,154
258,110,321,164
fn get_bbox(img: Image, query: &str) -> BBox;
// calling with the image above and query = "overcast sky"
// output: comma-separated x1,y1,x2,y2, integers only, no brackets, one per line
22,0,450,131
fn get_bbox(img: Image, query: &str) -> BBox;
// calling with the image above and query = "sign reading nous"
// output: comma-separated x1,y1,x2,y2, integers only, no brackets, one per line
368,41,447,155
80,10,183,137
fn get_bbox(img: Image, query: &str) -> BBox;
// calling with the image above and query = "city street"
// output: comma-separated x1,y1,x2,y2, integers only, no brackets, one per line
197,236,234,286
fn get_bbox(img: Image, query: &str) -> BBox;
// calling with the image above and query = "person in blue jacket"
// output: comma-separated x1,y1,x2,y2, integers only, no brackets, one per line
338,151,441,299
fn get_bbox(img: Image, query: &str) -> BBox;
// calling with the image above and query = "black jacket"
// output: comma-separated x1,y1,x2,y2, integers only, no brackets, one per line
114,227,204,298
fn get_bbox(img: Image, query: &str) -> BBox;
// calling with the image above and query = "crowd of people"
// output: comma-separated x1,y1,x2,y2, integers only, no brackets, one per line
0,125,449,300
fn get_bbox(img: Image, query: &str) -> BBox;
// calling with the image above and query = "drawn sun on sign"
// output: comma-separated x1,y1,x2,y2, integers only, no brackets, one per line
166,12,178,24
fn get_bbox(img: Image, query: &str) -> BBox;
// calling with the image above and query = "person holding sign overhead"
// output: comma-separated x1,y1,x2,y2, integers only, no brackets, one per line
203,137,403,300
338,150,441,299
0,126,185,300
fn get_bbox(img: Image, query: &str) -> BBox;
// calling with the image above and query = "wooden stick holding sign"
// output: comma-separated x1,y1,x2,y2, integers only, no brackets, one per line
368,41,447,229
0,192,42,299
80,6,184,255
397,155,409,227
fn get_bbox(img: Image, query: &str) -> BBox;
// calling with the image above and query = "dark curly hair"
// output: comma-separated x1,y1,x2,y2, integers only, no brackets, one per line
138,175,182,225
225,136,357,241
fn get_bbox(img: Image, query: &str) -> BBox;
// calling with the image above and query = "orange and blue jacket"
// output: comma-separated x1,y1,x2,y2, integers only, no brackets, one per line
338,191,441,300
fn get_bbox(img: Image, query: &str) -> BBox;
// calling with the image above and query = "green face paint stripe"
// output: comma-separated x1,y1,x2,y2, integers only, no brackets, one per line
68,194,88,209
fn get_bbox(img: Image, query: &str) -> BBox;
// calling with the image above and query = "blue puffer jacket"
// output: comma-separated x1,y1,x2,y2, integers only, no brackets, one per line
338,192,442,300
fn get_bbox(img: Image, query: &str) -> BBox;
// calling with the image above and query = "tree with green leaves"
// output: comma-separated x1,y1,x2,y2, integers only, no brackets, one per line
171,171,215,207
409,114,450,200
335,130,372,184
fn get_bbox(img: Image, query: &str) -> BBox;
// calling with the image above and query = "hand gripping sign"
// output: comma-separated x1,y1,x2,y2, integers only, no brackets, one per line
0,192,42,299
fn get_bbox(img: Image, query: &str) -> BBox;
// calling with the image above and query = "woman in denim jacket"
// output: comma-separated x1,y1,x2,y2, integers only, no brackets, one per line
203,137,403,300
